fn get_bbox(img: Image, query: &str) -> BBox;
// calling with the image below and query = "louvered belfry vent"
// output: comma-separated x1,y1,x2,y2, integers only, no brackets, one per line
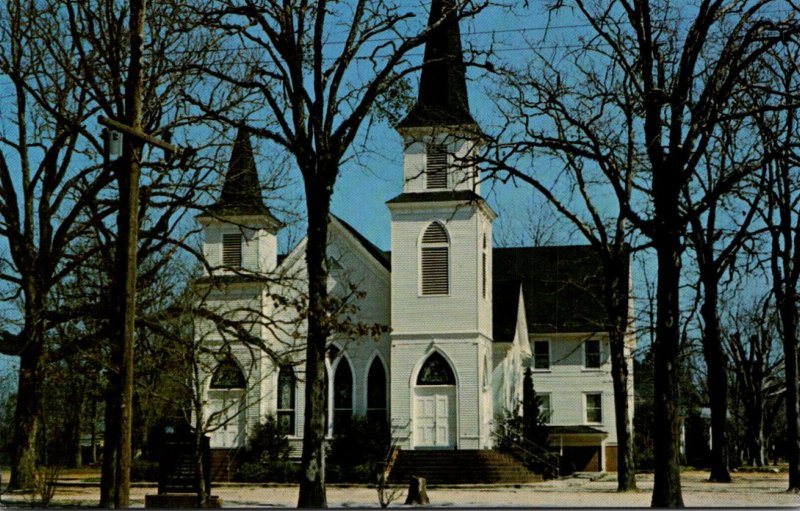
421,222,449,295
222,233,243,267
426,144,448,189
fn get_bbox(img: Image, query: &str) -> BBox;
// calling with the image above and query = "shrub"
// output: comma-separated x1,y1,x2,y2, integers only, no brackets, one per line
327,415,390,483
235,460,299,483
131,459,159,482
234,415,298,483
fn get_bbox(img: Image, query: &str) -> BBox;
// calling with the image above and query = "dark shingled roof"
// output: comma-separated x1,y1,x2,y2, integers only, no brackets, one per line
386,190,484,204
493,246,607,339
205,128,278,220
397,0,476,129
333,215,391,270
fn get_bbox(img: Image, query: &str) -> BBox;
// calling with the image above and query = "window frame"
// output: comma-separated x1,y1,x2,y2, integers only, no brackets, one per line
333,357,354,433
584,392,603,424
276,365,296,436
366,357,388,425
532,340,551,371
538,393,552,424
419,222,450,296
425,143,449,190
583,339,602,369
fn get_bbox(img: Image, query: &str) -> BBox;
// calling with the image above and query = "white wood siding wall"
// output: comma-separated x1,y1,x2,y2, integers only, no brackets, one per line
529,333,619,444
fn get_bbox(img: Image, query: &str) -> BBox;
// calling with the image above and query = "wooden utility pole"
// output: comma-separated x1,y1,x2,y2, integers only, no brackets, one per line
100,1,182,505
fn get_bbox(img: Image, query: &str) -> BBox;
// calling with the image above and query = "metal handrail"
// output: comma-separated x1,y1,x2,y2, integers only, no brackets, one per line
491,422,560,476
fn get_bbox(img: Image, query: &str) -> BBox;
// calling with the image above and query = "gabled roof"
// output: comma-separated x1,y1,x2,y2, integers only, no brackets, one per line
332,215,391,270
493,246,607,337
397,0,476,129
204,128,279,222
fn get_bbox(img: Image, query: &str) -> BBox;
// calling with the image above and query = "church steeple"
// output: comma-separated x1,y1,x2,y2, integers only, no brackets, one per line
397,0,476,129
207,128,277,221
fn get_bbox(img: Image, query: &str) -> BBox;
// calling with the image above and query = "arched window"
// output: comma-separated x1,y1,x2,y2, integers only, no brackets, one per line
210,358,246,389
482,233,488,299
333,358,353,433
421,222,449,295
367,358,387,426
277,366,296,435
416,352,456,386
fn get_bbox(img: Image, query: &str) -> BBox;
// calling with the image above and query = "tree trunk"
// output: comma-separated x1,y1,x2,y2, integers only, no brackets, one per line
699,279,731,482
605,258,637,492
778,294,800,491
100,373,120,508
297,184,332,509
651,233,685,508
9,288,46,490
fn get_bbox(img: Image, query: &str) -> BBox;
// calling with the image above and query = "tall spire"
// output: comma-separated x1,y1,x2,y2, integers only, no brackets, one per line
397,0,476,129
207,128,276,219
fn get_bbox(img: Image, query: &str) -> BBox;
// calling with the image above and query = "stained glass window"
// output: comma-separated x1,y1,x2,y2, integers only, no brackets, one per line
416,352,455,385
210,358,246,389
277,366,296,435
367,358,387,425
333,358,353,432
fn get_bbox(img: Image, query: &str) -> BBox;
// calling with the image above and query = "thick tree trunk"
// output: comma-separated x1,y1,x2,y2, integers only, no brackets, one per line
297,185,332,509
651,234,685,508
605,260,637,492
699,280,731,482
9,336,43,489
9,289,46,490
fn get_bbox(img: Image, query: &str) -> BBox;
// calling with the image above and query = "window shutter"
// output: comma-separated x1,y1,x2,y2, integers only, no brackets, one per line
222,233,243,267
426,144,448,189
421,247,449,295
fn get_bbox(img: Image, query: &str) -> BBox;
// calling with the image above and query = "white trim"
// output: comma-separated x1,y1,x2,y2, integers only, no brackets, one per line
583,392,603,425
532,339,551,371
418,221,451,297
409,348,460,449
582,339,602,370
364,352,389,420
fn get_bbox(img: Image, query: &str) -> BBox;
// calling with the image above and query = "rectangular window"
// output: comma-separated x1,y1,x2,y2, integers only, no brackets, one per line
538,394,552,424
426,144,448,189
533,340,550,370
222,233,243,268
585,393,602,423
584,340,601,368
482,252,487,299
421,246,449,295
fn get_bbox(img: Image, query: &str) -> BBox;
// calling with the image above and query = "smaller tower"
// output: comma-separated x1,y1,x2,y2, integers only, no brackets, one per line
197,128,282,276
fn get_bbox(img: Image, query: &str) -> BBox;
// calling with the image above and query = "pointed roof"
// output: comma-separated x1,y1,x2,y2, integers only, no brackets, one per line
205,128,278,220
397,0,476,129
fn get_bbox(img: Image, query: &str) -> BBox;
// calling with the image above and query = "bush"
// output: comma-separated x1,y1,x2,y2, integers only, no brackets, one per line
234,416,298,483
327,415,390,483
235,460,299,483
131,459,159,482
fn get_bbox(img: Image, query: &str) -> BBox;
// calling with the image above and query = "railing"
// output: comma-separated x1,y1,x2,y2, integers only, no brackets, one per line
491,422,560,479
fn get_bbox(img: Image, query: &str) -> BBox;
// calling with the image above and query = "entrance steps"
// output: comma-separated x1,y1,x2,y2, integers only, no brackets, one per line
386,449,543,485
209,448,239,482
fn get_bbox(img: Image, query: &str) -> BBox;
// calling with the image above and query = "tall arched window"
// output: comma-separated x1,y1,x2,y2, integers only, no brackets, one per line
210,357,246,389
367,358,387,426
416,352,456,386
277,366,296,435
333,358,353,433
421,222,449,295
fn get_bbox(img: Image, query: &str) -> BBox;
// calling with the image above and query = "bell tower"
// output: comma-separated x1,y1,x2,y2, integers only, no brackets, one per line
197,128,282,276
388,0,495,450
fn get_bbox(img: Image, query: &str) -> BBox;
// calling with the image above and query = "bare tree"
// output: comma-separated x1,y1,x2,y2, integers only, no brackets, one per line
752,43,800,491
725,300,785,467
0,0,116,489
483,1,798,505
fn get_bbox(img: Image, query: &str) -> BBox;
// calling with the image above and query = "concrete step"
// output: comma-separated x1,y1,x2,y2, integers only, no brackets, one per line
387,449,543,485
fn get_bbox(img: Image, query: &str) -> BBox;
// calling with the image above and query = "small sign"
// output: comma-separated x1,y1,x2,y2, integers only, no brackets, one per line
158,431,211,495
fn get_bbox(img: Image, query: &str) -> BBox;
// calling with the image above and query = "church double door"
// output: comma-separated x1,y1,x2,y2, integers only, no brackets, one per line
414,386,456,448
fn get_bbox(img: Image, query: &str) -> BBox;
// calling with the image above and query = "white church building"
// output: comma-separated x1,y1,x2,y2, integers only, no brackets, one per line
195,0,634,474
